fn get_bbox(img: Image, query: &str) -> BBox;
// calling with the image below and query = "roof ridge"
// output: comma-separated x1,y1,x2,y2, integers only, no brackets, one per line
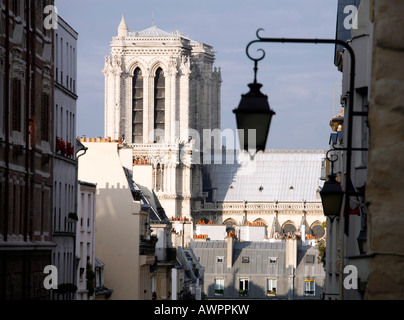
129,25,188,38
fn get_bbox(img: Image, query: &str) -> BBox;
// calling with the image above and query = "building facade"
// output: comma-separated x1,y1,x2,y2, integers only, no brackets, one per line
327,0,404,300
52,15,79,300
191,237,324,300
324,0,370,300
0,0,55,300
365,0,404,300
103,16,222,220
78,139,157,300
198,150,327,241
75,180,96,300
102,17,327,237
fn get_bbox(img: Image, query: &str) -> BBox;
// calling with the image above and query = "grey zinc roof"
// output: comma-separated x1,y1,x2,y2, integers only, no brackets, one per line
203,150,326,202
129,25,189,38
95,257,105,268
191,240,286,275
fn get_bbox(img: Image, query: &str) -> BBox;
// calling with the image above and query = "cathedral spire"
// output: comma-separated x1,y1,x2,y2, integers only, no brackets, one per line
118,14,128,37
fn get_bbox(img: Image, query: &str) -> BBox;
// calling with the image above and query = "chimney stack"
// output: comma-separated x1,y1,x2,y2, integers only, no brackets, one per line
285,237,297,270
226,235,234,268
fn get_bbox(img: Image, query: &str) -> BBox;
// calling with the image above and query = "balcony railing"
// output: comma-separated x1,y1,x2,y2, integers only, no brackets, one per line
155,247,177,262
139,239,156,256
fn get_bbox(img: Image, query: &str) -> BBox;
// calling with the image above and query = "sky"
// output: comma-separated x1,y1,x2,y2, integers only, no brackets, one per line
55,0,343,150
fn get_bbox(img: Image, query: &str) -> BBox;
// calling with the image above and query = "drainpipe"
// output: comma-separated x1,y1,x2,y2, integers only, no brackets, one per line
226,235,234,269
182,220,185,248
289,266,295,300
28,0,38,242
73,141,88,299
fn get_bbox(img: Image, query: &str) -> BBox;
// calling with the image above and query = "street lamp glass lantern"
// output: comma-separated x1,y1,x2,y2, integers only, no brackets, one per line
320,174,344,220
233,82,275,152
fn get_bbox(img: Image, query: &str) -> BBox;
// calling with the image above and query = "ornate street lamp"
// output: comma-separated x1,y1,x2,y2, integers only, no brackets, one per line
233,50,275,153
235,29,356,234
319,151,343,222
320,174,343,222
235,29,371,301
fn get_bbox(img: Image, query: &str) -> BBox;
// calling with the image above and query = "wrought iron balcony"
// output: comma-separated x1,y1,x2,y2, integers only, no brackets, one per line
155,247,177,262
139,239,156,256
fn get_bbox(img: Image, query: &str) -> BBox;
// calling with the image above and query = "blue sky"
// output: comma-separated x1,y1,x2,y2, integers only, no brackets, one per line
55,0,343,150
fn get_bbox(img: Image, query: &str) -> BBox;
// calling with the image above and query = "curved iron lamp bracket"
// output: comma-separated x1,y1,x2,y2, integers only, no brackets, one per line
325,149,339,175
244,28,359,237
246,29,267,84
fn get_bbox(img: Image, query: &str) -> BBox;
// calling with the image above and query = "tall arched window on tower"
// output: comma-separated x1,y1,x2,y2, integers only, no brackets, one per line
132,68,143,143
153,163,164,192
154,67,165,143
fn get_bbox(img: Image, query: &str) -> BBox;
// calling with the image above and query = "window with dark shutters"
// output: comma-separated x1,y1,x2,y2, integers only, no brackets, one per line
41,93,50,141
11,78,22,132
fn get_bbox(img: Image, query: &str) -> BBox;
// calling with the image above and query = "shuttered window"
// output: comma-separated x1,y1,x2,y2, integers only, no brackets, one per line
11,78,22,132
41,93,50,141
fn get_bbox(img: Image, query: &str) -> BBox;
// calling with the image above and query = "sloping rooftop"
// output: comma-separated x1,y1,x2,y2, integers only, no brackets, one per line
128,25,189,38
122,167,169,223
191,240,286,275
203,150,326,202
191,240,285,250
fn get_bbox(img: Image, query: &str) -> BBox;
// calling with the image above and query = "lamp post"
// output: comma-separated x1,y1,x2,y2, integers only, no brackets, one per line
233,56,275,153
234,29,358,300
320,151,343,223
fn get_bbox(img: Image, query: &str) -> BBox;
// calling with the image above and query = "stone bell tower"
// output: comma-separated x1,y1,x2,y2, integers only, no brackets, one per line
103,15,222,218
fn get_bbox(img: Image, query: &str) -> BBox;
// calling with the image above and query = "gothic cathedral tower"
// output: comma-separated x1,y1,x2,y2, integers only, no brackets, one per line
103,15,222,219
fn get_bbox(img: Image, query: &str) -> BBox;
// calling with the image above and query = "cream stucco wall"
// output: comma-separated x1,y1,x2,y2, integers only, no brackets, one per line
78,141,151,300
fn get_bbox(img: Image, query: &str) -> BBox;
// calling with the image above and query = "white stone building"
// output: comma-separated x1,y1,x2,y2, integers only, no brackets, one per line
98,17,328,299
197,150,327,241
52,16,79,299
325,0,371,300
75,180,96,300
78,139,157,300
103,16,222,219
102,17,326,237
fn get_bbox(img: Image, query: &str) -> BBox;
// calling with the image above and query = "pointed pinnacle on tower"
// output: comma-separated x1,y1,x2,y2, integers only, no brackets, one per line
118,14,128,37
